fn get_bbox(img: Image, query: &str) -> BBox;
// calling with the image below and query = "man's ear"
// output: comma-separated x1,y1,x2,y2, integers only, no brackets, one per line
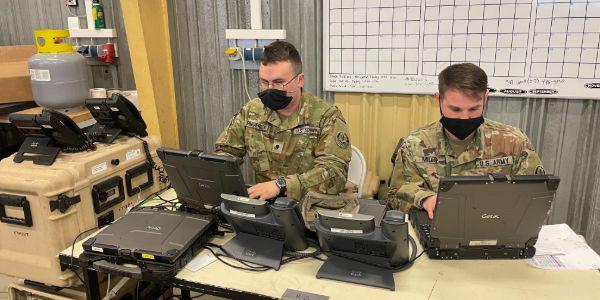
297,73,305,88
483,91,489,106
434,92,441,106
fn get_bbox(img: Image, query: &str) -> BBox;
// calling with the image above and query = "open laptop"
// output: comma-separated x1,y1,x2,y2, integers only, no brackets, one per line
409,174,560,259
81,148,249,277
156,148,248,210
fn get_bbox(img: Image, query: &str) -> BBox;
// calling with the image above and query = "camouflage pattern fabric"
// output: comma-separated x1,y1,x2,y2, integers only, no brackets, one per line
388,119,545,212
301,191,360,230
215,91,352,220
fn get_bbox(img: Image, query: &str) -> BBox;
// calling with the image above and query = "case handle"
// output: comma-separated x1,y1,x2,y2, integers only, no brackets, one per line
0,194,33,227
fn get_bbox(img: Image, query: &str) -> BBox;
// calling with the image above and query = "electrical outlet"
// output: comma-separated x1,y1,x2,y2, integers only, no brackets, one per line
65,0,78,6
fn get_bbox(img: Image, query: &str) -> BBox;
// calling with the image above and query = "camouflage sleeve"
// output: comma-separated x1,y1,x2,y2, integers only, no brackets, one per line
512,135,545,175
214,110,246,161
387,139,436,212
285,109,351,200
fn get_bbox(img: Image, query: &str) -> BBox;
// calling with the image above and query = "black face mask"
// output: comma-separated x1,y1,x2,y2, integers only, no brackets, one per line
257,89,293,111
440,114,484,140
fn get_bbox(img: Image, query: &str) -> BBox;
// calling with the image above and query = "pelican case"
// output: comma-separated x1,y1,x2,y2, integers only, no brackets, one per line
0,135,168,287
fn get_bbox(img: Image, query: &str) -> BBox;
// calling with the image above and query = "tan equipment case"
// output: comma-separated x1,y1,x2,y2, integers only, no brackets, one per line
0,135,167,287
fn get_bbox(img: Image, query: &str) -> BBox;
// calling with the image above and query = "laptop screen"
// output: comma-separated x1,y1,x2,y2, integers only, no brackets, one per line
431,174,560,249
157,148,248,210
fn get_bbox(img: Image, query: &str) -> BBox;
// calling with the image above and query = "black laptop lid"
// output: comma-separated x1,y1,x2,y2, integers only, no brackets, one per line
431,174,560,249
84,209,215,263
157,148,248,210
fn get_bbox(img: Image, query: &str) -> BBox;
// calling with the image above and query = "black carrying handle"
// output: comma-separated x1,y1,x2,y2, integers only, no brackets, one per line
125,162,154,197
0,194,33,227
92,260,142,279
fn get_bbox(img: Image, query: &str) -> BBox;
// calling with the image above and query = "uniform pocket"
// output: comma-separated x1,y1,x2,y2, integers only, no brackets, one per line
245,129,270,172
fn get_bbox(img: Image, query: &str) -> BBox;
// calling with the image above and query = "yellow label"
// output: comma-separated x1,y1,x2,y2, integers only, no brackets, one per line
141,253,155,260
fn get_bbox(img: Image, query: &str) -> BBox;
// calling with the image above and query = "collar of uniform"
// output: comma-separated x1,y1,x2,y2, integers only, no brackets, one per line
435,120,485,165
265,91,311,131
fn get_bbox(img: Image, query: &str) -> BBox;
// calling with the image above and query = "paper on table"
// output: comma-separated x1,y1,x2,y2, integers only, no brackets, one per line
184,249,217,272
527,224,600,270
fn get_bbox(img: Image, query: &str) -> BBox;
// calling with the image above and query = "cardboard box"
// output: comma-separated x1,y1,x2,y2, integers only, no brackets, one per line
0,45,37,104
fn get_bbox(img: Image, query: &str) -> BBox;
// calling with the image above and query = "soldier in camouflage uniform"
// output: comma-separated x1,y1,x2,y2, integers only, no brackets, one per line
388,63,545,218
215,41,355,228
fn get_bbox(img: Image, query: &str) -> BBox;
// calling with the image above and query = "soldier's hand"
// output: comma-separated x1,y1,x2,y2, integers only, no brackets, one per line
422,195,437,220
247,181,280,201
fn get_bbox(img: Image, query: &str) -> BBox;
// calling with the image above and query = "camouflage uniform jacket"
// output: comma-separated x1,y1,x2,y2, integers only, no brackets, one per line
215,91,351,201
387,119,545,212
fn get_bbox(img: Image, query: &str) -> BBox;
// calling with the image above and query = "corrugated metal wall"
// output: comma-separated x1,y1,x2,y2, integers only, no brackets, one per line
167,0,328,181
0,0,135,90
167,1,599,252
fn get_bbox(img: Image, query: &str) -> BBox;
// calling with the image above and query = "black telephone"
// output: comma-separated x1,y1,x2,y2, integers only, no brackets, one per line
85,93,148,143
9,109,95,165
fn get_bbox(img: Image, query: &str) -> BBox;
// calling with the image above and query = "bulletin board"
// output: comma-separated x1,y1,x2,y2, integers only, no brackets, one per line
323,0,600,99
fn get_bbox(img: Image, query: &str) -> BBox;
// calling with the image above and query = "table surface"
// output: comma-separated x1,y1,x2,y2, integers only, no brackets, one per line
61,190,600,300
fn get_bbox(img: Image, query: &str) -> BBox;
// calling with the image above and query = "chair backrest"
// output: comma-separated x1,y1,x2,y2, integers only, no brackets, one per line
348,145,367,197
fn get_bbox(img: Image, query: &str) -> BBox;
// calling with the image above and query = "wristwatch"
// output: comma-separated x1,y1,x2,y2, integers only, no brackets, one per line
275,177,287,196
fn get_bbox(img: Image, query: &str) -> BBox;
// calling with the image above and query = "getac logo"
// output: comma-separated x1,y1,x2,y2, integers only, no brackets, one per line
147,225,161,231
482,214,500,219
349,270,364,278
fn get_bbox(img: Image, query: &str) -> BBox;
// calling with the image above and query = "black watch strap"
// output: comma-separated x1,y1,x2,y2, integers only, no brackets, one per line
276,177,287,196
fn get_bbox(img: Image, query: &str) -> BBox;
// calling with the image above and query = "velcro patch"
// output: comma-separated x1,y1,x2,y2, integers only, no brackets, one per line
245,120,268,131
475,156,514,168
293,126,321,136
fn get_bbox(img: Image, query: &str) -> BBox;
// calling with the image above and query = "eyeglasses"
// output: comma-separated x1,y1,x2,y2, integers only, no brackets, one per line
258,73,301,90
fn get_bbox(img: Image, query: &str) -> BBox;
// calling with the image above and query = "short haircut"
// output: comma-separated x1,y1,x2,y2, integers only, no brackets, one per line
438,63,488,99
261,41,302,74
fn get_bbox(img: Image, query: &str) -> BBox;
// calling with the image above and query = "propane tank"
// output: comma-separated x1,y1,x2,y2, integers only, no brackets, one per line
28,30,89,112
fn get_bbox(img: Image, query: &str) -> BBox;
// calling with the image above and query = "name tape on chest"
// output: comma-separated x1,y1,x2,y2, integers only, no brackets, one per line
245,120,269,131
293,126,321,136
475,156,514,168
415,156,447,164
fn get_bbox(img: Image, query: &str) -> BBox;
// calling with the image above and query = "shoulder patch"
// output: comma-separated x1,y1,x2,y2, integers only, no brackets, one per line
336,131,350,149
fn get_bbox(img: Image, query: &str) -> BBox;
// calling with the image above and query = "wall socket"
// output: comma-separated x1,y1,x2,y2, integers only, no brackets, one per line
65,0,78,6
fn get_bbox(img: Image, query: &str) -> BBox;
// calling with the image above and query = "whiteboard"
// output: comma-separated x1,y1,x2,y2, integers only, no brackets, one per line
323,0,600,99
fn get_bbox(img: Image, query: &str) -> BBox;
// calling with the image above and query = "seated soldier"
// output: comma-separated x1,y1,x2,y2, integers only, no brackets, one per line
388,63,545,219
215,41,357,228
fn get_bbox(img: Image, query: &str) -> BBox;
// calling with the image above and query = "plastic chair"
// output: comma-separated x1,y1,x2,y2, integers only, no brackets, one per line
348,145,367,197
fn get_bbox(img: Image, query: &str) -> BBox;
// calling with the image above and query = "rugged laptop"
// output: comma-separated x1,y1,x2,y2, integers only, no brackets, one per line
83,208,217,279
409,174,560,259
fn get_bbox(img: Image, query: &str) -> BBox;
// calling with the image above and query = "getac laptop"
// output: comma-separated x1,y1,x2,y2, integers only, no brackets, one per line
80,147,249,278
156,147,248,211
409,174,560,259
83,208,217,278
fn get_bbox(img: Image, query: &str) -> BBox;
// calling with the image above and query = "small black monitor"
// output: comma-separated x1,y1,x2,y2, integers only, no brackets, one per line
219,194,308,270
9,109,94,165
314,210,410,290
85,93,147,143
156,147,247,211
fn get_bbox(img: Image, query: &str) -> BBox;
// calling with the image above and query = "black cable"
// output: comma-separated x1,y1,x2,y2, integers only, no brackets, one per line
62,140,97,153
136,281,140,300
134,136,168,184
192,294,206,299
201,244,271,272
204,243,271,270
69,227,99,290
